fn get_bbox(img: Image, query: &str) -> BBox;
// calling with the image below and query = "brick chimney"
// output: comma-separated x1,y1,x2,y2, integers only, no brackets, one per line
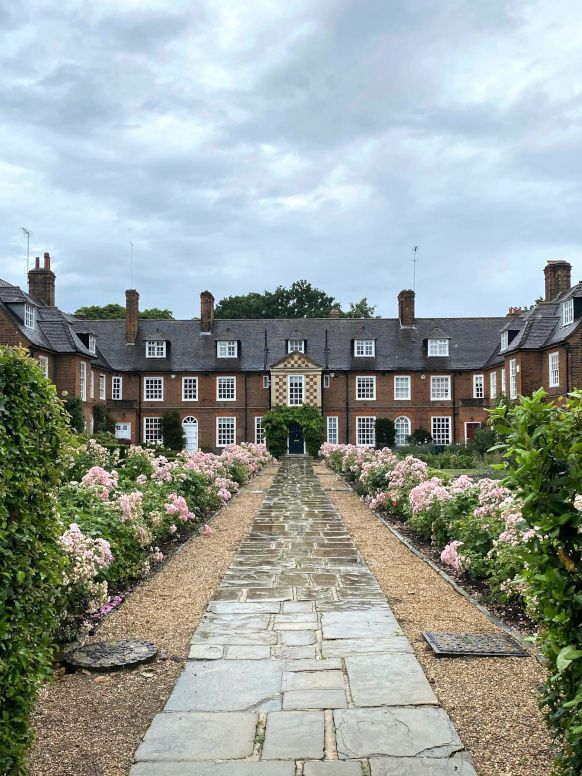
507,306,524,316
28,252,55,306
200,290,214,333
125,289,139,344
544,260,572,301
398,289,415,327
329,307,341,319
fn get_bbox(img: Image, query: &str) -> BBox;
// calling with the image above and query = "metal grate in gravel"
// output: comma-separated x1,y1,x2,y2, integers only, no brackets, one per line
423,632,528,658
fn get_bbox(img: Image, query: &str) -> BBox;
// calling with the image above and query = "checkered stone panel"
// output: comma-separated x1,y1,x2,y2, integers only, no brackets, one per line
304,374,319,405
271,368,322,409
274,374,287,405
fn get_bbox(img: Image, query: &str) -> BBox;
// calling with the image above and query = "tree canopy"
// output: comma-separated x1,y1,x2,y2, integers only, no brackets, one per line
74,304,174,320
214,281,377,319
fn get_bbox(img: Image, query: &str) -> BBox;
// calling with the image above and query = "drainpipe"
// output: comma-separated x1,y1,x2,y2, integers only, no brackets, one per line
451,373,458,444
137,372,142,444
244,373,248,443
345,372,349,444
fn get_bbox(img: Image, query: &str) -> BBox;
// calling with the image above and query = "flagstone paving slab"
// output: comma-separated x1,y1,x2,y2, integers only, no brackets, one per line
131,457,475,774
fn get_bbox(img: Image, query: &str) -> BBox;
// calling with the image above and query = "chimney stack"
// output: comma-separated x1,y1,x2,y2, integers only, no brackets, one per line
544,260,572,301
125,289,139,344
28,251,56,306
398,289,415,327
200,291,214,333
508,306,524,316
329,307,341,319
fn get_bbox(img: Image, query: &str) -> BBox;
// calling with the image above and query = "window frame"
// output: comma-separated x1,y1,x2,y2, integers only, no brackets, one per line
38,354,49,378
24,304,35,329
88,334,96,354
217,376,236,401
326,415,338,444
112,376,123,400
549,351,560,388
90,369,95,399
562,298,574,327
354,339,375,357
500,331,509,350
430,375,451,400
145,340,166,358
255,416,265,444
262,375,271,389
501,368,506,395
394,375,411,400
287,374,305,406
490,371,497,400
431,416,452,445
99,374,106,400
473,374,484,399
144,416,162,444
394,416,411,446
323,374,330,389
287,339,305,353
428,338,449,357
182,376,199,401
356,375,376,401
216,416,236,447
509,359,517,399
356,416,376,447
217,340,238,358
80,361,87,401
144,376,164,401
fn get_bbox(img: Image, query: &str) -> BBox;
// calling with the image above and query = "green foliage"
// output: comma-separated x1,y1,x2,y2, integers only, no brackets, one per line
343,298,378,318
491,389,582,774
408,427,432,445
472,425,497,455
0,347,70,774
375,418,395,449
396,444,481,470
74,304,174,319
263,405,324,457
161,411,185,451
93,404,115,435
63,395,85,433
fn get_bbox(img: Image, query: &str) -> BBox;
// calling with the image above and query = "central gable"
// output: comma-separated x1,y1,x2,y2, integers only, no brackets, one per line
270,352,322,371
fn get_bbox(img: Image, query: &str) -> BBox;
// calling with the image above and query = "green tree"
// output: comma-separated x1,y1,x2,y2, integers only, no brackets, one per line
74,305,174,319
93,404,115,435
375,418,395,449
161,411,185,451
344,298,378,318
216,281,339,319
63,395,85,433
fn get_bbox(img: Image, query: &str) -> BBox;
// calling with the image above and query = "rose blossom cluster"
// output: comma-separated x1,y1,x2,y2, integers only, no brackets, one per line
440,540,467,572
80,466,119,500
59,523,114,612
116,491,144,522
409,477,451,514
164,493,196,522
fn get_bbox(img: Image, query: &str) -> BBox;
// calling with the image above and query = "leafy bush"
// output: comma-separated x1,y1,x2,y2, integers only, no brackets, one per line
472,425,497,455
161,411,185,451
375,418,395,449
492,390,582,774
263,404,324,457
63,395,85,433
408,427,432,444
93,404,115,434
0,347,70,774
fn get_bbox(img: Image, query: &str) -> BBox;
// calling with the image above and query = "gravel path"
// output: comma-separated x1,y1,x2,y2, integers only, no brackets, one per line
313,464,553,776
28,465,277,776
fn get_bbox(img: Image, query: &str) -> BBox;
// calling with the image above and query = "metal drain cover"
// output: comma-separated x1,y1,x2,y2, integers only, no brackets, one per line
62,639,158,671
423,632,528,657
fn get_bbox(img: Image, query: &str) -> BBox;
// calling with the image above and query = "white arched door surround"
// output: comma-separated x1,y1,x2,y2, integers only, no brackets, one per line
182,416,199,453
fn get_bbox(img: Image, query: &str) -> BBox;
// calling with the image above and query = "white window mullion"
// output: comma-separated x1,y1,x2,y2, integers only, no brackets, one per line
327,416,338,444
490,372,497,400
549,352,560,387
430,375,451,400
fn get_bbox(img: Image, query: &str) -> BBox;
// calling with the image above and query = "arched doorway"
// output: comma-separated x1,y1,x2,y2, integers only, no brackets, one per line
395,416,411,447
182,416,199,453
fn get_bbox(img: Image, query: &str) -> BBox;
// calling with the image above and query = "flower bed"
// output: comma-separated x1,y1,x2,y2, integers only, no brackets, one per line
58,441,272,641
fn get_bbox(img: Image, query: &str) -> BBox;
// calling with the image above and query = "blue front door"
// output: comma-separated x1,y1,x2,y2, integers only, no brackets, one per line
288,423,305,454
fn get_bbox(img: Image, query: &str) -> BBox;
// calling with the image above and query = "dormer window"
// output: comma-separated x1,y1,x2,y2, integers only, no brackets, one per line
500,331,509,350
217,340,238,358
146,340,166,358
287,339,305,353
562,298,574,327
428,338,449,357
24,304,35,329
354,339,375,357
88,335,96,354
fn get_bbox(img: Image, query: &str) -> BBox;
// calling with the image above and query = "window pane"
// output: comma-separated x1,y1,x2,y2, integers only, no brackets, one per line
255,416,265,444
356,376,376,399
395,416,411,446
182,377,198,400
144,417,162,443
473,375,484,398
112,376,122,400
217,377,236,400
217,417,236,446
218,340,237,358
428,339,449,356
394,376,410,400
355,339,375,357
288,375,304,406
432,416,451,445
356,416,375,447
327,416,338,444
145,377,163,400
430,376,450,400
288,340,305,353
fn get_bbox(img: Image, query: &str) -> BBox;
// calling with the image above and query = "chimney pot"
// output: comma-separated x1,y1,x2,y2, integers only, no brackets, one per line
329,307,341,319
398,289,415,327
544,260,572,301
200,291,214,333
125,289,139,344
28,250,56,305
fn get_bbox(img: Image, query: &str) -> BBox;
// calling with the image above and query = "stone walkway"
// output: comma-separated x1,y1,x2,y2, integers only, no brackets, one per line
132,458,476,775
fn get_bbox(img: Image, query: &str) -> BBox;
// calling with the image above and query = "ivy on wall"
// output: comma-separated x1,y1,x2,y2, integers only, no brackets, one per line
262,404,324,458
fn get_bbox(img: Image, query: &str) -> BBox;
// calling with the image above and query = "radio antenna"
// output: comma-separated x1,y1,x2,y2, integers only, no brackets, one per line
22,227,32,274
130,241,134,288
412,245,419,291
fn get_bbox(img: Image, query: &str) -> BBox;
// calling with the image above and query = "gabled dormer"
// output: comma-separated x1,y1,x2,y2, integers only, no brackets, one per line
426,326,450,357
76,329,97,354
216,327,240,358
287,329,306,354
145,329,169,358
352,326,376,358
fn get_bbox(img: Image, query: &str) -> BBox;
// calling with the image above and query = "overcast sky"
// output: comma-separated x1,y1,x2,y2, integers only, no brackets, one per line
1,0,581,319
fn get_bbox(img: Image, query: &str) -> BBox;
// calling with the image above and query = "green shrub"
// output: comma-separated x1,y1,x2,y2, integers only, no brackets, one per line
492,389,582,774
0,347,70,774
408,427,432,444
375,418,395,449
93,404,115,435
161,411,185,451
62,395,85,433
473,425,496,455
263,405,324,457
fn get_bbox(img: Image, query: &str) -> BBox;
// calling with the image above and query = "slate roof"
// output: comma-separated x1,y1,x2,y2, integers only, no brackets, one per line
86,316,508,373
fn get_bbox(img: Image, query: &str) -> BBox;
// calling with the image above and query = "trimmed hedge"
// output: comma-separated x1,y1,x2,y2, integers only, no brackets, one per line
262,404,324,457
0,347,70,774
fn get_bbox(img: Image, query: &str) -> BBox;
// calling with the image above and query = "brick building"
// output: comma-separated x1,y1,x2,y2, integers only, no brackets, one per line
1,256,580,452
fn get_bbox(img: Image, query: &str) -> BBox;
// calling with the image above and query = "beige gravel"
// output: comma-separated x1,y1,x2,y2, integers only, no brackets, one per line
28,465,277,776
313,464,553,776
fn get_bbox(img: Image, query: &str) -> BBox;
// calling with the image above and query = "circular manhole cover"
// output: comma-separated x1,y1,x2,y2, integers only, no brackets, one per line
62,639,158,672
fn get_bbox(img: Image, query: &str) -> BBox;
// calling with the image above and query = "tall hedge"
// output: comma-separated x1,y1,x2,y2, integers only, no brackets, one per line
492,389,582,774
0,347,70,774
263,404,324,457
